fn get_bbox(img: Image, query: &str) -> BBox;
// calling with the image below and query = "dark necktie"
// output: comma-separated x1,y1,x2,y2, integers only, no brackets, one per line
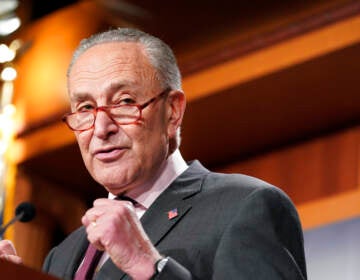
74,243,103,280
116,195,138,205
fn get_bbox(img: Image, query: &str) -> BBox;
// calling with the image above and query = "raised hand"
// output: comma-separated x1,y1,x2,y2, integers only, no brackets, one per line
82,198,161,280
0,240,22,264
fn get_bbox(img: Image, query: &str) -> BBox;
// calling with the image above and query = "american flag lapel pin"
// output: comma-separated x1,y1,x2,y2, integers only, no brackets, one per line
167,208,178,220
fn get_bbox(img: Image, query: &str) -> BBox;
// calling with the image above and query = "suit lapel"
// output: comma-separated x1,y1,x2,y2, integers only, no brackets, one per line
64,227,89,279
141,160,208,246
96,160,209,280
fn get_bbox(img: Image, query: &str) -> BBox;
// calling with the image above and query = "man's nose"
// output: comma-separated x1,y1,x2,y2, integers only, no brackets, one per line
93,109,119,138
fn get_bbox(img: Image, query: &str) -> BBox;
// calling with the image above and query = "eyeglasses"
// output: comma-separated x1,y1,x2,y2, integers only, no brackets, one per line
62,88,170,131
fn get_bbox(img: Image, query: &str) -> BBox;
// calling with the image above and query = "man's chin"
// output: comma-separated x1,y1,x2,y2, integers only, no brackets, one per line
104,184,133,196
93,172,139,194
90,161,142,192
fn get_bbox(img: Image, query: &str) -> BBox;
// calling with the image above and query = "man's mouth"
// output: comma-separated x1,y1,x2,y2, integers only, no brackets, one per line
93,147,126,162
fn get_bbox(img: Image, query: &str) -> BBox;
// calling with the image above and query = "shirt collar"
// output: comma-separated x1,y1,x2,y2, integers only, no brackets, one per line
108,149,188,209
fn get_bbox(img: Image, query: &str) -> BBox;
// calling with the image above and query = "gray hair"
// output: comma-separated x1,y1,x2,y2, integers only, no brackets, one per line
67,27,182,91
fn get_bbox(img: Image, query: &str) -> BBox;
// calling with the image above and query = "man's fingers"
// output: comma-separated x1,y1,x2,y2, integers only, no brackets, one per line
0,240,22,265
0,240,17,255
82,207,104,226
82,199,139,255
82,199,134,227
93,198,112,206
0,254,22,264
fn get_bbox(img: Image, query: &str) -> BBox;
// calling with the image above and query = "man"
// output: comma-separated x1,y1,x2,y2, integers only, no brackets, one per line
0,28,307,279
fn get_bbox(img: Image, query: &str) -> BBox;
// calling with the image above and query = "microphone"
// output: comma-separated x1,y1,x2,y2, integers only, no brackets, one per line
0,202,36,236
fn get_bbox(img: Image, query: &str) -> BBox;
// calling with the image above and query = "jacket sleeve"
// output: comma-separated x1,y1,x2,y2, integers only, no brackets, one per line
155,257,193,280
212,187,307,279
42,247,56,273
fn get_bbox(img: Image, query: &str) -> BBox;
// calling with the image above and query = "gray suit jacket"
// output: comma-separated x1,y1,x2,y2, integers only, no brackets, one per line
43,161,307,279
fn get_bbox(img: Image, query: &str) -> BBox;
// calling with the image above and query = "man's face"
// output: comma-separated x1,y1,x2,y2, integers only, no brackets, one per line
68,42,180,195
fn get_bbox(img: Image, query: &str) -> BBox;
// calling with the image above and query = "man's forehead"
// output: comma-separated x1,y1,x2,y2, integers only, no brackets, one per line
68,41,160,99
68,41,153,79
69,80,137,99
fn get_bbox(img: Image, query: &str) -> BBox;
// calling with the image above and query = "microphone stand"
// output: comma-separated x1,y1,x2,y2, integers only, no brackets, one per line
0,212,24,238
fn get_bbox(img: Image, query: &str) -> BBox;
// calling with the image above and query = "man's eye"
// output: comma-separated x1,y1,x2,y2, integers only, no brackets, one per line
78,104,94,111
120,98,136,105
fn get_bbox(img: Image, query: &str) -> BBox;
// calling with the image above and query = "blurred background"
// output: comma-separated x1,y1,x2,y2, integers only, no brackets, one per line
0,0,359,278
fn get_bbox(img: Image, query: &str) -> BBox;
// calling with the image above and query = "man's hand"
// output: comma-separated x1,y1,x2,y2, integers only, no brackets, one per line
82,198,161,280
0,240,22,264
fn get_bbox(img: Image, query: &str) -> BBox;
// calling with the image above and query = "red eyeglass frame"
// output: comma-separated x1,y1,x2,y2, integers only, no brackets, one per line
62,88,171,132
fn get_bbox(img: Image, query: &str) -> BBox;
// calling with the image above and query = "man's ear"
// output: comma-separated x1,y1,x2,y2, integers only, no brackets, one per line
166,90,186,138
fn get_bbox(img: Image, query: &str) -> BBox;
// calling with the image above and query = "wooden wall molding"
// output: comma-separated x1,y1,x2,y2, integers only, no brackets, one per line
180,0,360,76
182,13,360,101
298,189,360,230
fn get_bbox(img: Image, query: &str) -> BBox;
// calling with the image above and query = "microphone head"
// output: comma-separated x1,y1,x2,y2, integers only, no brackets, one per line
15,202,36,222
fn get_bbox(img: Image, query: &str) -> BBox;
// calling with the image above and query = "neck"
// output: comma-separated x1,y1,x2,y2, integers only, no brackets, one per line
108,149,188,208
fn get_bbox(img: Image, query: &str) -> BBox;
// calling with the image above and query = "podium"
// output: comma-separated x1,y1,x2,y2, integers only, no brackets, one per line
0,259,59,279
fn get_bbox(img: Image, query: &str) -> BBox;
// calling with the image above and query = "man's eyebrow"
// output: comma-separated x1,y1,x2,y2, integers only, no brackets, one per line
70,81,134,103
70,92,93,102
